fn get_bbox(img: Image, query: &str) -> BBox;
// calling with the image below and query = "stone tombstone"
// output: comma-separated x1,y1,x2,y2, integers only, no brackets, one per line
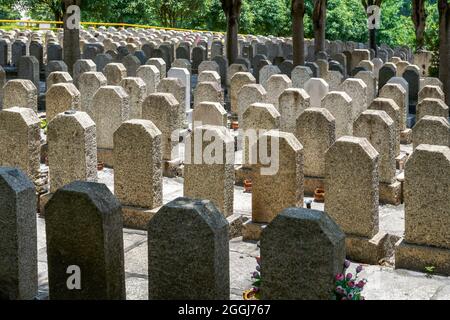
119,77,146,119
266,74,292,111
402,65,420,114
420,77,444,91
142,43,155,60
104,63,127,86
45,181,126,300
136,65,160,97
412,116,450,150
339,78,368,121
168,67,191,112
91,86,130,150
279,60,294,77
304,78,329,108
142,93,184,160
3,79,38,112
416,98,449,122
371,57,383,79
95,53,113,72
242,103,280,165
157,77,186,115
114,119,162,216
418,85,445,103
122,54,141,77
237,84,267,123
198,70,221,85
0,39,9,66
254,59,271,84
192,46,207,74
176,46,190,60
211,41,223,59
322,91,353,138
296,108,336,178
46,60,68,79
396,61,410,76
198,61,220,75
212,56,228,86
396,145,450,275
252,130,304,223
369,98,401,156
279,88,310,133
325,136,381,263
378,63,397,92
259,65,281,89
379,83,408,131
291,66,313,89
227,63,247,87
316,59,329,77
0,108,40,181
46,83,81,122
305,62,320,78
79,71,107,117
0,167,37,300
193,102,227,128
47,44,63,62
358,60,374,72
146,58,167,79
0,66,5,108
355,70,377,104
229,72,255,114
354,110,396,184
158,44,173,70
134,50,148,65
147,197,229,300
18,56,40,89
194,81,224,107
261,207,345,300
73,59,96,88
184,126,234,217
48,111,98,193
47,71,73,89
11,40,26,66
235,57,251,70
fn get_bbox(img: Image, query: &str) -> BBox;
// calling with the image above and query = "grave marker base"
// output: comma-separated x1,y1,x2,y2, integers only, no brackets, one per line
346,231,393,265
395,239,450,276
379,181,402,205
242,220,267,241
400,129,412,144
122,205,160,230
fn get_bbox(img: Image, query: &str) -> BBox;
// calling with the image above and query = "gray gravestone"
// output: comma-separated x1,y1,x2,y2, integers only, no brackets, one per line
45,181,126,300
18,56,40,90
148,197,229,300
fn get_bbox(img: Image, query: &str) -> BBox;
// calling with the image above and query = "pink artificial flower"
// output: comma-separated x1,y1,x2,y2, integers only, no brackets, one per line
356,265,363,273
346,273,353,280
335,273,344,281
348,281,356,288
336,286,344,294
344,260,351,268
348,293,354,300
357,280,366,288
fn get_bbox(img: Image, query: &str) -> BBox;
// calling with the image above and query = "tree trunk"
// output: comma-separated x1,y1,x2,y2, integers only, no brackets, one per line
312,0,327,55
292,0,305,66
63,0,81,75
439,0,450,105
412,0,427,50
222,0,242,65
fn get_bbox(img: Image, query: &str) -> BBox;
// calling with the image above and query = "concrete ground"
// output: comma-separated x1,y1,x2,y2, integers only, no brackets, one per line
35,166,450,300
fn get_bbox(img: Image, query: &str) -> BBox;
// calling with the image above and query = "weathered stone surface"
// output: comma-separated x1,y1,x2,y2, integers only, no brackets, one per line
18,56,39,89
279,88,310,134
252,130,303,223
379,83,408,131
48,111,97,193
322,91,353,138
412,116,450,150
304,78,329,108
198,60,219,75
339,78,368,121
193,102,227,128
157,78,186,121
168,67,191,112
230,72,256,114
146,57,166,79
369,98,401,156
416,98,449,122
114,119,162,209
325,136,379,238
73,59,96,88
119,77,146,119
2,80,37,112
419,85,445,103
136,65,160,97
198,70,221,85
46,83,81,122
356,70,376,104
45,181,126,300
266,74,292,110
227,63,247,87
184,126,234,217
47,71,73,89
261,208,345,300
147,197,229,300
259,65,280,89
296,108,336,178
354,110,396,184
91,86,130,150
122,54,141,77
142,93,184,160
0,167,37,300
194,81,223,107
79,71,107,117
237,84,267,123
104,63,127,85
292,66,312,89
0,107,40,181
